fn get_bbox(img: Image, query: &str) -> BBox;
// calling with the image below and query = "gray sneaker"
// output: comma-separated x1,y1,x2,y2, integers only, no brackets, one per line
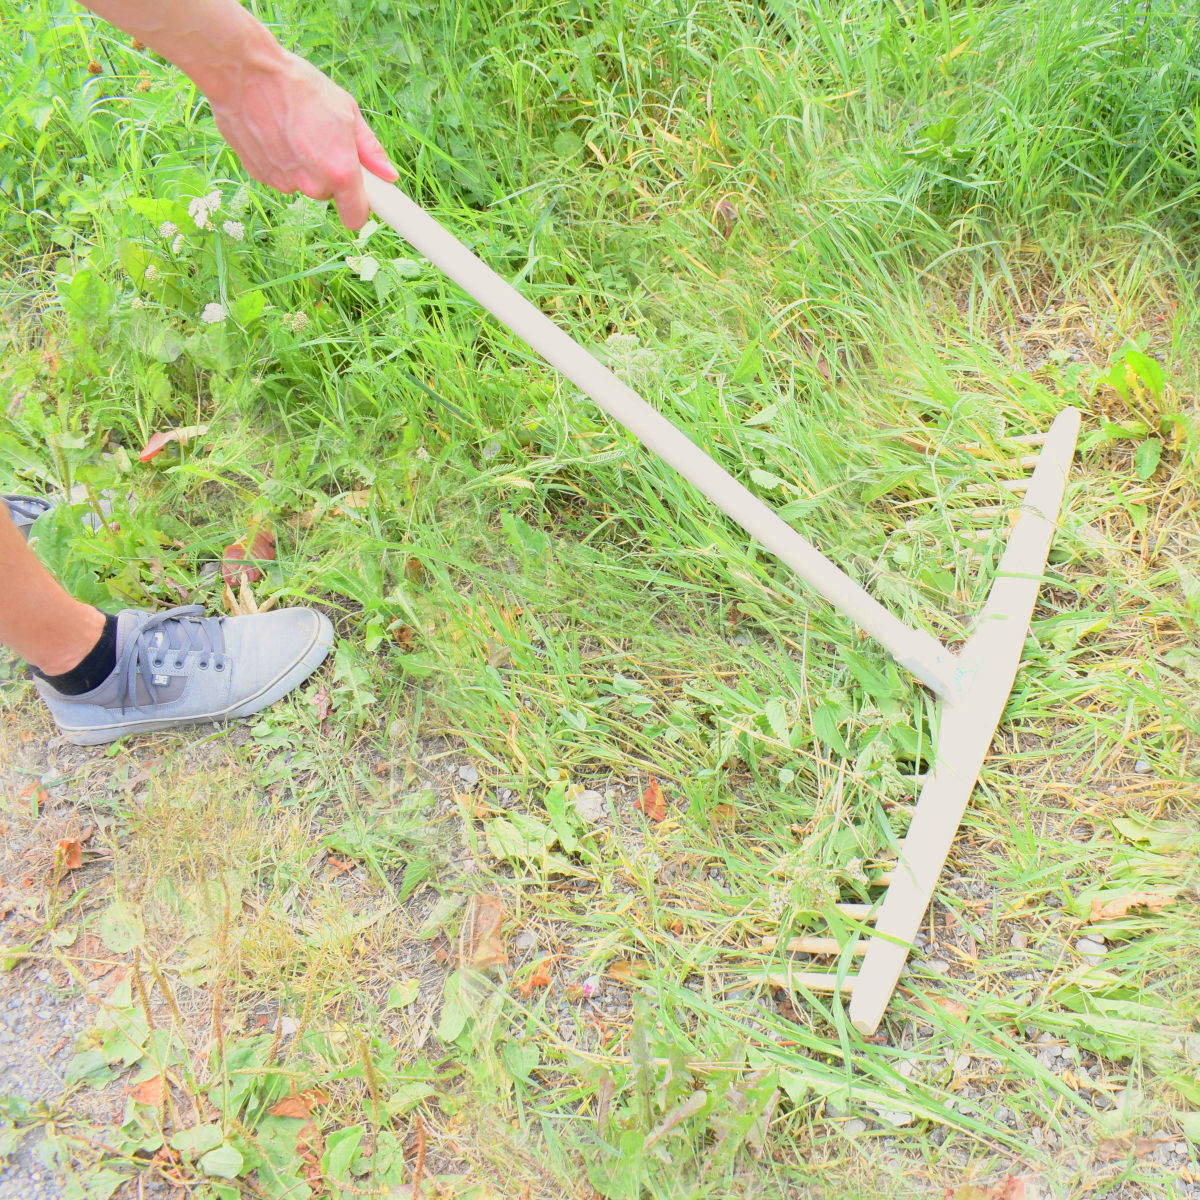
33,604,334,746
4,489,115,540
3,494,54,539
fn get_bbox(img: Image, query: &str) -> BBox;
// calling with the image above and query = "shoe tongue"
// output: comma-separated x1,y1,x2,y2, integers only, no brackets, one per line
115,609,158,656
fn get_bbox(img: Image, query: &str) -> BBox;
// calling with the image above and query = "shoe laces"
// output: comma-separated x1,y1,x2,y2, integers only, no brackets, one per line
116,605,224,710
3,494,52,523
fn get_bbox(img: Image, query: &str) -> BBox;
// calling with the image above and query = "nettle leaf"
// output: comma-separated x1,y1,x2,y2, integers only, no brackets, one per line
61,269,113,323
230,288,265,325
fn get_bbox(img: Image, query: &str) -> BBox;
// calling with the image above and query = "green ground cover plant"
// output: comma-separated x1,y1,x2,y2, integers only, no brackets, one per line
1,0,1198,1197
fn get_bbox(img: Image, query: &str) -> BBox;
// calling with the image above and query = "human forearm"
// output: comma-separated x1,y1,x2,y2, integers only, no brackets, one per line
78,0,285,103
77,0,396,228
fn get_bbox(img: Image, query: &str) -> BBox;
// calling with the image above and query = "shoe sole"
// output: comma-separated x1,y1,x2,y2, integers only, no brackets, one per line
56,614,335,746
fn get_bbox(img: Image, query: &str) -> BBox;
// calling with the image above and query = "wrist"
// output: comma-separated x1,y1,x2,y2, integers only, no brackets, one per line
181,9,289,107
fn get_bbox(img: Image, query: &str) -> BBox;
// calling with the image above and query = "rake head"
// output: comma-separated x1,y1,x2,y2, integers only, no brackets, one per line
763,407,1080,1033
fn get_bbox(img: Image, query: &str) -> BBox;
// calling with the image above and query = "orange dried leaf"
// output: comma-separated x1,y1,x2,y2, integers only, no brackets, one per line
139,424,208,463
57,838,83,870
268,1088,330,1120
129,1074,164,1107
634,777,666,822
1088,891,1174,922
607,958,648,984
310,683,331,722
327,856,355,876
465,894,507,970
221,523,276,587
518,960,552,997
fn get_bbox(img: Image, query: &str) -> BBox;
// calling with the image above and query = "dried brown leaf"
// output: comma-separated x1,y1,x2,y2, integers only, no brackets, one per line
635,777,666,822
1088,891,1174,922
465,894,507,970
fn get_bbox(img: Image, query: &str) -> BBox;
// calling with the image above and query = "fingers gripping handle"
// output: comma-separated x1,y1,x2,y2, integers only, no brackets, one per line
361,170,957,698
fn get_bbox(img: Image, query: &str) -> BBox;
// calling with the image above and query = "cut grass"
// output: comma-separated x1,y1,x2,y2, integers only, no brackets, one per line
1,0,1199,1196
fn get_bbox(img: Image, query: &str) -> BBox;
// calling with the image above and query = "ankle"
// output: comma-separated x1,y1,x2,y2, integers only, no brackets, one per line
32,605,108,677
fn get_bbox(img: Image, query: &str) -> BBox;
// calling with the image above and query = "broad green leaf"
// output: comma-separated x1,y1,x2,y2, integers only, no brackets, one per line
170,1123,224,1156
97,901,145,954
198,1141,244,1179
386,978,420,1009
385,1081,437,1116
1132,438,1162,480
230,288,265,325
321,1124,365,1181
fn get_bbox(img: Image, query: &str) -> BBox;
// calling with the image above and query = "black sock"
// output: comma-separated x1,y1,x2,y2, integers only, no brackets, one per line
34,611,119,696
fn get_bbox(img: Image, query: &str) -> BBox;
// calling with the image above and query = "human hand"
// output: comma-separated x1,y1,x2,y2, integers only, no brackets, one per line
207,49,397,229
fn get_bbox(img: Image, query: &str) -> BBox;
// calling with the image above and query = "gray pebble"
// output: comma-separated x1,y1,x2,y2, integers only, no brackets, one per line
514,931,537,953
1076,938,1107,957
954,1053,971,1074
844,1118,867,1136
1133,758,1151,774
456,764,480,786
1010,931,1029,949
574,790,607,823
924,958,951,976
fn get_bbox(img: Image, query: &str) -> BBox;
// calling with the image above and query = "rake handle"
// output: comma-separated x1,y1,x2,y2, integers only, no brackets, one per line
362,172,957,697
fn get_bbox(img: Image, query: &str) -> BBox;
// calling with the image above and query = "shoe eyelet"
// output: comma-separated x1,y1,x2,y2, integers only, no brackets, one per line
215,662,225,672
198,660,208,670
174,659,185,670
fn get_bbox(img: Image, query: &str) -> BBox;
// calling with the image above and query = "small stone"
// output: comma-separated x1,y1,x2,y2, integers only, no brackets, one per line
924,958,951,976
1010,931,1029,950
515,931,537,953
574,789,607,823
457,764,480,786
1175,1142,1188,1156
1076,938,1107,956
954,1053,971,1074
278,1015,299,1037
898,1059,917,1079
1133,758,1151,774
844,1118,867,1136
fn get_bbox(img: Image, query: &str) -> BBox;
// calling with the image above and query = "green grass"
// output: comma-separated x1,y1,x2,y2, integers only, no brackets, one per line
1,0,1199,1197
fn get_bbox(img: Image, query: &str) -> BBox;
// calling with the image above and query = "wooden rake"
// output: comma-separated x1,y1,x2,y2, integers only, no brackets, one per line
363,170,1080,1036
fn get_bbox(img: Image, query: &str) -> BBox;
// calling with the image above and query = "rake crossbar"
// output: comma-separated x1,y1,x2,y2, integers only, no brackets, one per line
363,171,1079,1035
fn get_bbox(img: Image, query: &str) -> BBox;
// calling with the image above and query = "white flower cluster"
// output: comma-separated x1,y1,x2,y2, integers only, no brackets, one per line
222,220,245,242
171,233,185,255
188,189,221,231
158,221,177,238
603,332,664,390
228,184,250,216
282,311,309,333
201,302,226,325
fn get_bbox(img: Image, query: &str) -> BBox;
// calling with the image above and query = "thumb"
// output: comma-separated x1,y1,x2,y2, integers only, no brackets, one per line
355,110,399,182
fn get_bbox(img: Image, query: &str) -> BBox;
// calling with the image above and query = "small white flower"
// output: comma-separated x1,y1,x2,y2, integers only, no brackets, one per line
158,220,177,238
171,233,184,255
130,296,146,309
283,311,308,333
415,445,430,462
221,220,245,242
187,189,221,231
201,302,226,325
144,263,158,281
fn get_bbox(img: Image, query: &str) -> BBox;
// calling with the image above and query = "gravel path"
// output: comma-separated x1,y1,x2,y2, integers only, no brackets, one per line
0,962,89,1199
